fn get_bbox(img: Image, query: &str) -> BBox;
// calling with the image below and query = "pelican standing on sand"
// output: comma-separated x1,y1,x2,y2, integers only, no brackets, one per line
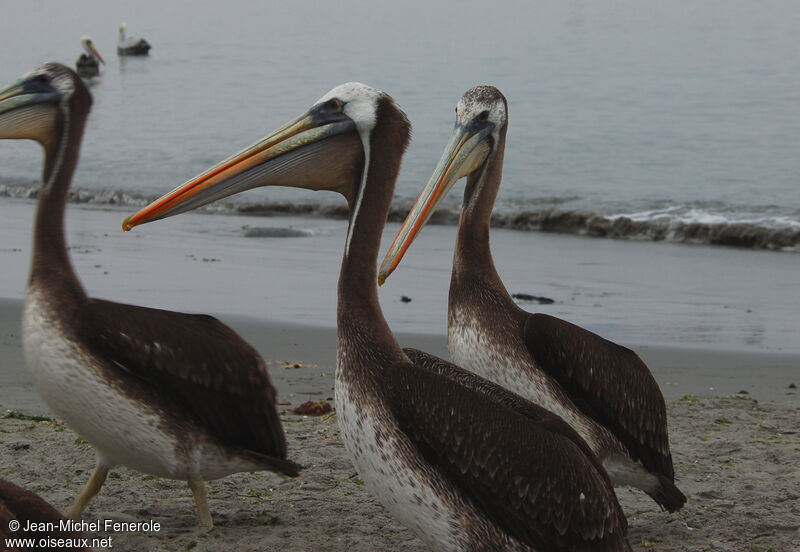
379,86,686,512
75,36,104,78
0,63,296,529
117,22,151,56
124,83,632,551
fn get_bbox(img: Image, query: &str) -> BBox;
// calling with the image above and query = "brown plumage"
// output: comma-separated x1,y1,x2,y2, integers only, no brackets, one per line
397,350,630,551
380,85,685,512
0,479,90,551
78,298,293,472
525,314,673,477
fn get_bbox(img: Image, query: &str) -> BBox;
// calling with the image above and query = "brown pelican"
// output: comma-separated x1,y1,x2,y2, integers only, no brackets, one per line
0,63,297,529
123,83,632,551
75,36,104,78
117,22,151,56
379,86,686,512
1,478,90,551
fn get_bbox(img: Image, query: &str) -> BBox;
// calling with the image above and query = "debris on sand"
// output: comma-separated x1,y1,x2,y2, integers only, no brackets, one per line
292,401,333,416
282,361,315,370
511,293,554,304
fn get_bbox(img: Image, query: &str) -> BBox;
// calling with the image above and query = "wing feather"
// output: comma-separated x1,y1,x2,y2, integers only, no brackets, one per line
387,351,630,551
76,298,291,468
524,313,673,478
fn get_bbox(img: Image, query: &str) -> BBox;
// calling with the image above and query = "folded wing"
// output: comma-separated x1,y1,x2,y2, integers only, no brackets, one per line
387,349,630,551
77,298,293,472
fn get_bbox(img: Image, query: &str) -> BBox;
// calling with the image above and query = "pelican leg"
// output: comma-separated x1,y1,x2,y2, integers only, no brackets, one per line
187,474,213,530
67,464,109,520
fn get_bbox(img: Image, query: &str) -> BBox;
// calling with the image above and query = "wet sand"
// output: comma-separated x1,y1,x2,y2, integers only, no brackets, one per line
0,198,798,353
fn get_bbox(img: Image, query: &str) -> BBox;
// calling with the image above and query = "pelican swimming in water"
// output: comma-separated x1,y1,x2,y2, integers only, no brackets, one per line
0,63,297,529
117,22,151,56
379,86,686,512
123,83,632,551
75,36,104,78
1,478,90,551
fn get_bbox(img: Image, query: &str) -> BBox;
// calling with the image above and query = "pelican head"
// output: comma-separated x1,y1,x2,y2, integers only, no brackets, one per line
123,82,404,230
378,85,507,284
0,63,88,150
81,36,105,65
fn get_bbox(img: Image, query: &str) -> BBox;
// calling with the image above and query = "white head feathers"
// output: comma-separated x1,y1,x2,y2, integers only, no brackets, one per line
456,85,507,139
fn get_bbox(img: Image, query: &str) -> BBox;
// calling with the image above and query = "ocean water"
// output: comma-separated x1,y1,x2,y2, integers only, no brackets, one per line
1,0,799,250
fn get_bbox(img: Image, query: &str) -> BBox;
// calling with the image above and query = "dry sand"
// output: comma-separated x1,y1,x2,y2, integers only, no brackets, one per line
1,395,798,552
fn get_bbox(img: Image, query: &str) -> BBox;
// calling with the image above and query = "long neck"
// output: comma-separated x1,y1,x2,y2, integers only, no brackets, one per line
452,129,508,295
29,103,87,299
337,102,410,365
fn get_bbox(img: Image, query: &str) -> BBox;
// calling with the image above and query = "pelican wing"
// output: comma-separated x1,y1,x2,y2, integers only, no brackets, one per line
77,298,293,471
524,313,673,479
119,38,151,51
387,350,630,551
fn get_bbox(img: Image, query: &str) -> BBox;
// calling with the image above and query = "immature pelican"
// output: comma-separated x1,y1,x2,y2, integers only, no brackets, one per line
117,22,151,56
0,63,296,529
379,86,686,512
75,36,104,78
124,83,632,551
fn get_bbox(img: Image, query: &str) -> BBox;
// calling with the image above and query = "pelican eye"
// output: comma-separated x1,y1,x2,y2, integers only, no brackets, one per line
477,110,490,122
326,98,344,112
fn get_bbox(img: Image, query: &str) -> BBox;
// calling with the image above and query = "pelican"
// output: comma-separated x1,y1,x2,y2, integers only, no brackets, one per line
0,63,297,529
123,83,632,551
75,36,104,78
379,86,686,512
117,22,151,56
1,478,90,551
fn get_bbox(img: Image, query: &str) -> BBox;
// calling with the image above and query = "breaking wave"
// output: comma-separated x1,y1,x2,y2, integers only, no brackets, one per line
486,209,800,252
2,180,797,252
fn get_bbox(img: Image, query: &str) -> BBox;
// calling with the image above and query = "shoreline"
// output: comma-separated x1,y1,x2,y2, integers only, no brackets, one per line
0,199,798,355
2,184,799,252
1,297,797,417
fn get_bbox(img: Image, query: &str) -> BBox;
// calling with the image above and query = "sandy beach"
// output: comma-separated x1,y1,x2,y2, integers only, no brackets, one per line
1,393,798,551
0,199,798,551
